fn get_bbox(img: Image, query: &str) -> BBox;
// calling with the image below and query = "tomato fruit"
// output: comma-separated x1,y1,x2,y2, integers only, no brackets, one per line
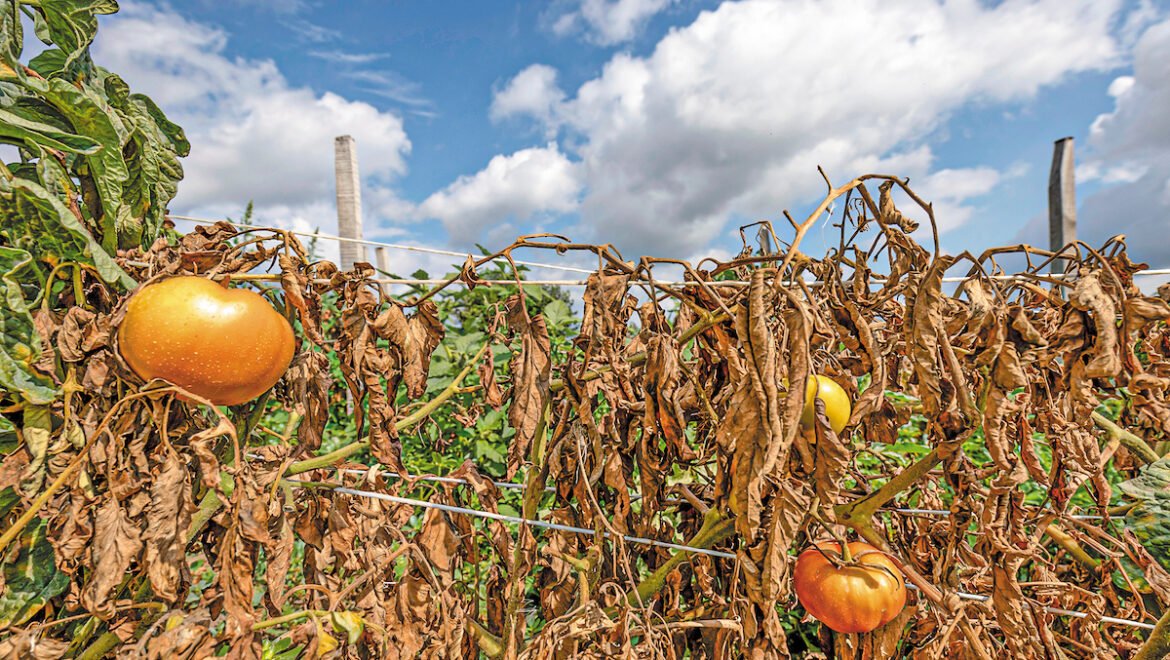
793,541,907,634
799,375,851,434
118,276,295,406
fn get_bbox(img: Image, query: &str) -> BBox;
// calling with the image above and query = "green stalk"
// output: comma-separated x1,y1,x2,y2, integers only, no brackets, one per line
627,509,734,605
1134,607,1170,660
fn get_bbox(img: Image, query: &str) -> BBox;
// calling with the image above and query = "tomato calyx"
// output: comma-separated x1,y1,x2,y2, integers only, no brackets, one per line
808,540,904,585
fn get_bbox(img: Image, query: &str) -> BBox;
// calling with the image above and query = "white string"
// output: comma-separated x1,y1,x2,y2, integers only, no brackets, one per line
168,214,1170,288
288,481,736,560
889,507,1104,521
904,585,1155,630
168,215,596,275
286,480,1155,630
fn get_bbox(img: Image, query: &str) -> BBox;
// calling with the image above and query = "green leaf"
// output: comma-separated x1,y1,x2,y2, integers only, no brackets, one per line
36,0,119,69
1119,456,1170,573
0,245,57,404
0,0,23,64
27,48,67,77
0,102,103,155
2,176,134,288
20,72,130,249
0,415,16,453
0,518,69,627
543,299,572,328
0,485,18,519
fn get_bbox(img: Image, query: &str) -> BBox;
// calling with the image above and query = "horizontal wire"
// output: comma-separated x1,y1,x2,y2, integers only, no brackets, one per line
288,480,1154,630
168,214,1170,287
888,507,1104,521
168,215,596,275
256,456,1100,520
903,585,1155,630
299,482,736,560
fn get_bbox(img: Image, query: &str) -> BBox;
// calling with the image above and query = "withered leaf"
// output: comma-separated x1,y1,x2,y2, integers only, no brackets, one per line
81,498,144,617
143,452,192,603
505,296,551,480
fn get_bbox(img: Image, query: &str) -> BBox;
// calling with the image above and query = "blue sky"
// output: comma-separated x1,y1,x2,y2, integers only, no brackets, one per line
90,0,1170,277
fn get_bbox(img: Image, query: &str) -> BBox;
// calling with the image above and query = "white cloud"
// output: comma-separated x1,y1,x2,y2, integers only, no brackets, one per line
491,64,565,132
417,144,582,241
94,3,414,244
553,0,674,46
498,0,1123,257
308,50,390,65
1074,15,1170,266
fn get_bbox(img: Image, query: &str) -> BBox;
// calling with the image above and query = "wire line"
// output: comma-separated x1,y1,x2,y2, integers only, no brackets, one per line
312,483,737,560
168,215,596,274
287,480,1155,630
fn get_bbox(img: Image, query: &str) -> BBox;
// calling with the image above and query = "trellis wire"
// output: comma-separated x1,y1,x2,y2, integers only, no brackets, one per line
167,214,1170,288
168,215,595,275
275,459,1099,519
286,481,1156,631
288,481,736,560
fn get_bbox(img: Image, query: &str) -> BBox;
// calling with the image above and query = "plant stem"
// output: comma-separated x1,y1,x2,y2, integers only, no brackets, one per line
252,609,330,632
834,447,944,525
1044,524,1101,570
1092,412,1160,464
285,340,491,476
468,619,505,658
1134,607,1170,660
627,509,734,605
77,632,121,660
503,401,551,657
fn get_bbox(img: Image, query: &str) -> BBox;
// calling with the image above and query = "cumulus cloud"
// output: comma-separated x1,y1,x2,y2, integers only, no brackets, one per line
497,0,1124,257
491,64,565,131
417,144,582,242
1073,15,1170,266
93,3,413,242
553,0,674,46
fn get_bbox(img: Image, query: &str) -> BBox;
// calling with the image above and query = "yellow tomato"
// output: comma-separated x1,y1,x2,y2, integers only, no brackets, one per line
799,375,851,435
118,276,295,406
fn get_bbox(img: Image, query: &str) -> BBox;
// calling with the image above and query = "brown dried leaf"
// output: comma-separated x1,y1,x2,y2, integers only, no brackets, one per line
505,296,551,479
143,452,193,603
81,498,145,617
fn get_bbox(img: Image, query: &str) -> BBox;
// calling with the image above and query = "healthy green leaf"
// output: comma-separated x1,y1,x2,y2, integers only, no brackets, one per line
0,245,56,404
0,518,70,627
1119,456,1170,572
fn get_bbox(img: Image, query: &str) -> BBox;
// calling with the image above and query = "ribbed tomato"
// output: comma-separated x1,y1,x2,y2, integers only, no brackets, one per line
117,276,295,406
799,375,851,435
794,541,907,634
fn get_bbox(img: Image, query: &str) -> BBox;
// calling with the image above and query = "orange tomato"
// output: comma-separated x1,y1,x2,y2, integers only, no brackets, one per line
793,541,907,634
117,276,295,406
799,375,851,434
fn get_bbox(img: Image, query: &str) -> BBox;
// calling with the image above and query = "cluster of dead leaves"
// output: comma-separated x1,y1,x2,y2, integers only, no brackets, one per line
1,181,1168,660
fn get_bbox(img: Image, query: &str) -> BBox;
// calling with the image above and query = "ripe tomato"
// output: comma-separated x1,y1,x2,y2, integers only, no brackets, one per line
793,541,907,634
799,375,851,434
117,276,295,406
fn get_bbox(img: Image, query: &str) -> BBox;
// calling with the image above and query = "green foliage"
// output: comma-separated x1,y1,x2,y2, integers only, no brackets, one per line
0,0,186,403
0,246,55,403
1120,456,1170,572
0,510,69,627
